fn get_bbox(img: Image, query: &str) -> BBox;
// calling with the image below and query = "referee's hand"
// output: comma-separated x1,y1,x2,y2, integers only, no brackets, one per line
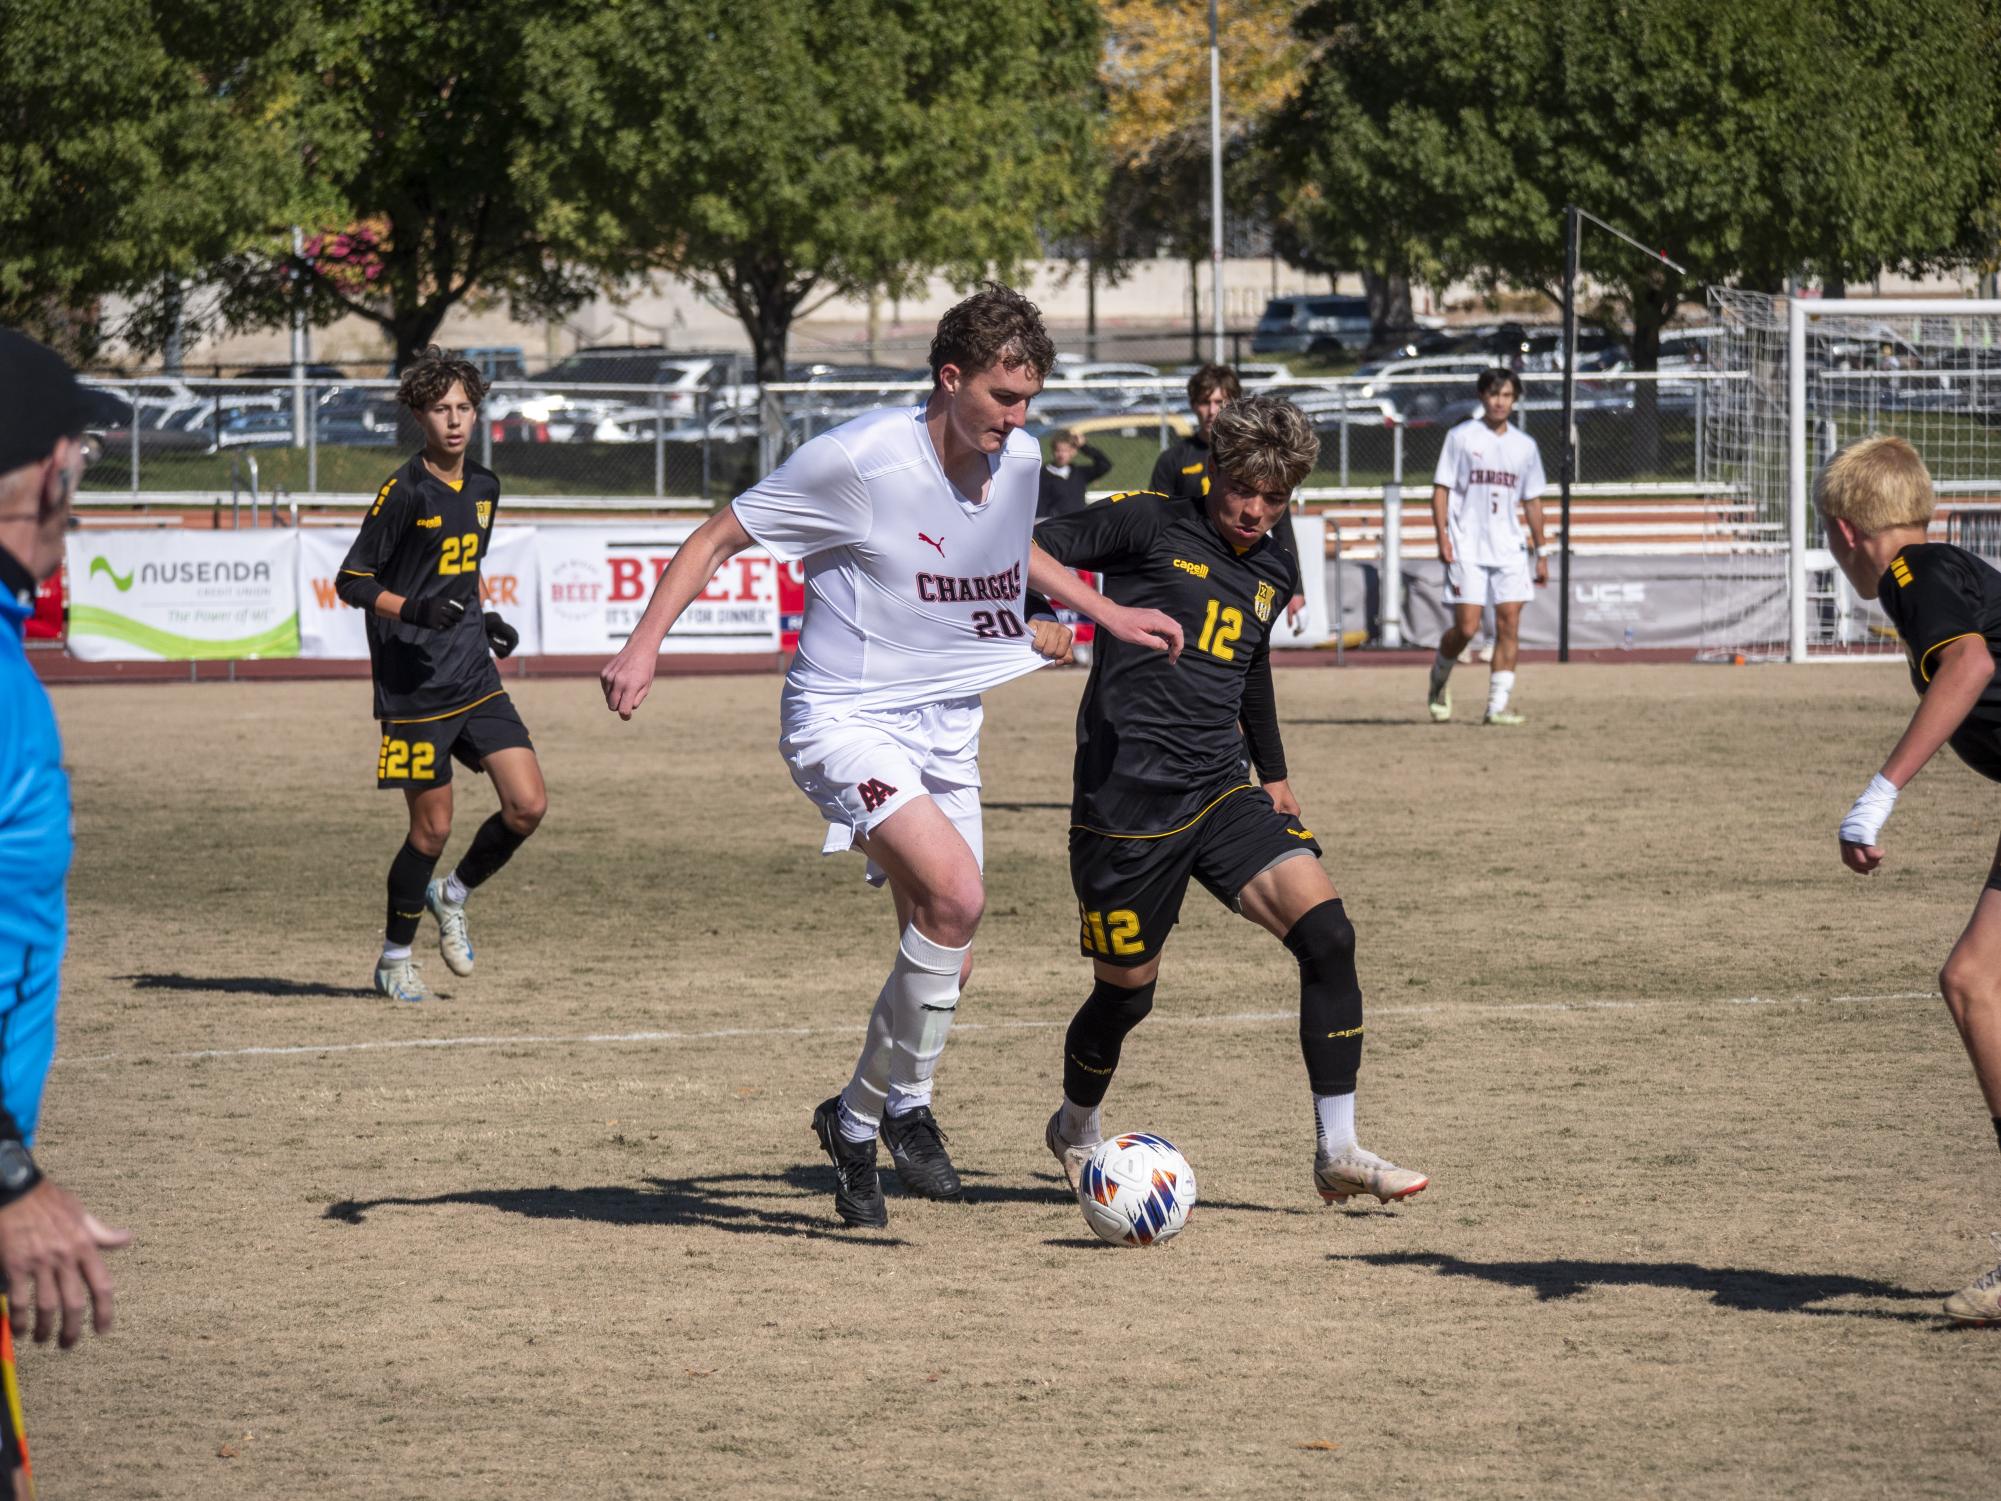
0,1179,131,1349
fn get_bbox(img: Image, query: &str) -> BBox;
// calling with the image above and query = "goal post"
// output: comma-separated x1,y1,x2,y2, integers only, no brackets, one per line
1706,291,2001,663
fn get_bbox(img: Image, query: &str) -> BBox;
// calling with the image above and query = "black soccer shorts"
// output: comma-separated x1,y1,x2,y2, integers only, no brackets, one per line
1068,785,1324,967
376,692,533,789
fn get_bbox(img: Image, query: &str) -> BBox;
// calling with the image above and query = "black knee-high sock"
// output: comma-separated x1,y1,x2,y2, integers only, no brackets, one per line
453,812,530,891
1284,899,1363,1096
1063,977,1157,1107
385,840,439,947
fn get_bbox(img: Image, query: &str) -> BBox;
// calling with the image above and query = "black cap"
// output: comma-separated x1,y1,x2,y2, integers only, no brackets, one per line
0,327,93,476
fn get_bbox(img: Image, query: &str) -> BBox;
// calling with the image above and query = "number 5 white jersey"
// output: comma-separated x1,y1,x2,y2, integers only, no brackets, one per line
731,405,1048,715
1432,417,1547,568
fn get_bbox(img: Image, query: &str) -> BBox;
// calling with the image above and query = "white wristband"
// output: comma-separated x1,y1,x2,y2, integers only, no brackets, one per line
1839,773,1899,847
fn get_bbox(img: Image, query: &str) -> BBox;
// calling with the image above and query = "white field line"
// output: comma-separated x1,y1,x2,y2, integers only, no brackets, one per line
53,989,1941,1069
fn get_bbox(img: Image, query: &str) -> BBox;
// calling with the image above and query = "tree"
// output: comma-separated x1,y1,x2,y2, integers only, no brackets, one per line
620,0,1105,384
1278,0,2001,395
152,0,663,370
0,0,292,358
1091,0,1312,350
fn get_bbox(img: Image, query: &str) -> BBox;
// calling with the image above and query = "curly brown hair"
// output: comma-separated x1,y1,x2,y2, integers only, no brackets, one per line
1209,395,1320,496
928,283,1055,384
1186,362,1241,408
396,346,491,410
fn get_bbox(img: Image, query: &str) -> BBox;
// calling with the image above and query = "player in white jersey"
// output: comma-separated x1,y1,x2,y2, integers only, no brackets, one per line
599,285,1183,1228
1425,368,1549,725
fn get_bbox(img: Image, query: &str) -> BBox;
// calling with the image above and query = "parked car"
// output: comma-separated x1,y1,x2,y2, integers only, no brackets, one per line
1163,361,1292,384
1251,294,1373,356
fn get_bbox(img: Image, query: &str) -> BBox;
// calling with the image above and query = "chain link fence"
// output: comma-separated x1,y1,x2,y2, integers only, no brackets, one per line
76,377,763,504
74,365,1912,508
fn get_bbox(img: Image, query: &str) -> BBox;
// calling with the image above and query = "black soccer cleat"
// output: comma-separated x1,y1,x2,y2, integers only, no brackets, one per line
811,1096,888,1228
880,1105,964,1202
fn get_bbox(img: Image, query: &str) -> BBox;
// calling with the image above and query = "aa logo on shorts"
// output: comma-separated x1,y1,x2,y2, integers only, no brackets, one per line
476,500,493,528
1253,580,1276,623
856,778,899,812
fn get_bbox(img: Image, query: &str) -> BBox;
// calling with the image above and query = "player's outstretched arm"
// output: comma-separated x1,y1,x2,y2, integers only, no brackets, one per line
1840,634,1995,873
599,506,755,721
1026,544,1183,664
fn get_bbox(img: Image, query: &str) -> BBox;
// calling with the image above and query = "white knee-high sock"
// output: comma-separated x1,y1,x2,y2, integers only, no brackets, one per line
840,926,968,1135
884,925,968,1118
1487,670,1516,715
837,980,897,1143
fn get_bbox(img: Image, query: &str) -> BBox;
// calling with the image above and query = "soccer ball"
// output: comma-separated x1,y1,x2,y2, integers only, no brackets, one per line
1076,1132,1197,1247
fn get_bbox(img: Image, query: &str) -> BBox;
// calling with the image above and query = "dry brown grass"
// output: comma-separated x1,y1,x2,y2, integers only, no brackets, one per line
26,663,2001,1498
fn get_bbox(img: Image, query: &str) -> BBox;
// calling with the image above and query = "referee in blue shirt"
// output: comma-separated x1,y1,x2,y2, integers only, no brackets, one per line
0,328,131,1485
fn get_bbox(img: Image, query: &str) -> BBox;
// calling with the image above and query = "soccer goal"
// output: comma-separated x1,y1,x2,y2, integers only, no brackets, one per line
1702,290,2001,662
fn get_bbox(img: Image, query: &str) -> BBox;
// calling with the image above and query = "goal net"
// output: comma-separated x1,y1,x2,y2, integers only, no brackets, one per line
1702,290,2001,661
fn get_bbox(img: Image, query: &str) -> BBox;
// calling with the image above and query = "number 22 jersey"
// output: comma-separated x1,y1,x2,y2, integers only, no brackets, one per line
337,453,503,721
731,406,1048,715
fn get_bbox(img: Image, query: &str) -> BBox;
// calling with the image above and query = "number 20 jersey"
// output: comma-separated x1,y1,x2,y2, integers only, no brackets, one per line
731,406,1048,715
337,453,503,721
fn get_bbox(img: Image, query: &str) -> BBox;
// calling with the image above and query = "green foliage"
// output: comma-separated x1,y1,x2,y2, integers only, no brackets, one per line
176,0,661,368
1276,0,2001,361
0,0,292,355
621,0,1106,380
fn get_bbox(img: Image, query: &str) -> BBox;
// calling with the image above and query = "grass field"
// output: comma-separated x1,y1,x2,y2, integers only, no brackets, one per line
28,663,2001,1497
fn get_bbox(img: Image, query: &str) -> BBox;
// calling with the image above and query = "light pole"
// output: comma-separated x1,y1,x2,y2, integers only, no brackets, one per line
1208,0,1225,364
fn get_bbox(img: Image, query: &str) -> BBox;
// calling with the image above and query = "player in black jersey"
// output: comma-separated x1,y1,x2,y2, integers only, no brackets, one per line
1820,435,2001,1325
335,348,545,1003
1034,395,1429,1208
1148,363,1306,626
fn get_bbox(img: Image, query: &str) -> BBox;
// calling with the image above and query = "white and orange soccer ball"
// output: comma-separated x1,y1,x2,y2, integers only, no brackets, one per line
1076,1132,1197,1247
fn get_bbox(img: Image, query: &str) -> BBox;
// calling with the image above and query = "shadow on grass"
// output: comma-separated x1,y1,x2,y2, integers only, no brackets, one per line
323,1162,1302,1244
1333,1251,1947,1322
117,972,379,999
325,1169,908,1245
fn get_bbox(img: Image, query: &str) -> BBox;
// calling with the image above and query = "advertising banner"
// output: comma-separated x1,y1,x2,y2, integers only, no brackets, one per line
537,524,780,654
297,527,541,660
64,531,300,661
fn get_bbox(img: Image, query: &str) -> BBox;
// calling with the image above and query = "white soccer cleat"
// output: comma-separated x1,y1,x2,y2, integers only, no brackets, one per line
374,955,429,1004
1483,708,1526,727
425,878,474,977
1426,668,1452,723
1045,1108,1099,1193
1315,1145,1429,1205
1943,1235,2001,1326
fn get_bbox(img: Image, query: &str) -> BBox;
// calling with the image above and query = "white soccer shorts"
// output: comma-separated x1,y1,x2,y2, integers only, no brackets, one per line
1443,555,1535,607
778,695,985,886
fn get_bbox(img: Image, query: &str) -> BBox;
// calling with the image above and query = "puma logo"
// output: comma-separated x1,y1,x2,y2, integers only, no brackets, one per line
918,532,945,557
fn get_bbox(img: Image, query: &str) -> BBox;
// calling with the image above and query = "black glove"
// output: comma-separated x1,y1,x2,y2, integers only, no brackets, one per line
483,610,519,659
400,594,467,631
